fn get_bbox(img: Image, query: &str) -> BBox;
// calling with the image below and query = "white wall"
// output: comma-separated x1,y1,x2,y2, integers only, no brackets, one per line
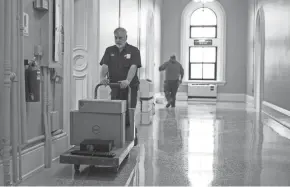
97,0,162,93
139,0,162,93
87,0,99,97
246,0,255,96
97,0,120,83
139,0,152,79
120,0,139,47
161,0,248,94
154,0,162,93
218,0,248,94
247,0,290,111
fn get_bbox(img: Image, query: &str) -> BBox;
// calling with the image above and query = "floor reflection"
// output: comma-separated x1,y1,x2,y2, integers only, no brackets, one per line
186,113,215,186
19,102,290,186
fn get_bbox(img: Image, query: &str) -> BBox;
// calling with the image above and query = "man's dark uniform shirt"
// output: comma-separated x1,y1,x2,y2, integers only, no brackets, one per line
100,43,142,87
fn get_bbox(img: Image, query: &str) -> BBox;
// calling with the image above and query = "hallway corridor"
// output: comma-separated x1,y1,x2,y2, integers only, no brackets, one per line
19,102,290,186
1,0,290,185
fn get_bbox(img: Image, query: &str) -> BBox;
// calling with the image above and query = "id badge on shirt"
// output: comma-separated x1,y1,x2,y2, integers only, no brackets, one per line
124,54,131,59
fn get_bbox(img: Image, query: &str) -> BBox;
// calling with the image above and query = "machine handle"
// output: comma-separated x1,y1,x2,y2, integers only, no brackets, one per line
94,82,132,108
94,83,120,99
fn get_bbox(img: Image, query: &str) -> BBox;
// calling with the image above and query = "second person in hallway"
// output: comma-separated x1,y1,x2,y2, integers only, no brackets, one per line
159,55,184,108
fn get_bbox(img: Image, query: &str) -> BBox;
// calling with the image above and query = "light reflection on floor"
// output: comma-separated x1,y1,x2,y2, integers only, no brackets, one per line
18,102,290,186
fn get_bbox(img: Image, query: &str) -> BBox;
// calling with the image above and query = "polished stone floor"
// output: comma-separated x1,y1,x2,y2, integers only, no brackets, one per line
19,102,290,186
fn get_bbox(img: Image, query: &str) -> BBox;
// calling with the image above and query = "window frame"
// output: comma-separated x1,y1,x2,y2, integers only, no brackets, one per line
180,1,226,85
189,25,217,38
189,46,217,80
190,7,218,39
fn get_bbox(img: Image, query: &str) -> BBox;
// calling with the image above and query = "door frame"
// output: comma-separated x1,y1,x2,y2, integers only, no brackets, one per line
62,0,99,145
63,0,74,142
254,7,265,113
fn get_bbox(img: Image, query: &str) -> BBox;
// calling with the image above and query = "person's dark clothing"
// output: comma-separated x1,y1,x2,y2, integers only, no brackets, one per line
159,59,184,107
100,43,141,145
100,43,142,87
164,80,179,107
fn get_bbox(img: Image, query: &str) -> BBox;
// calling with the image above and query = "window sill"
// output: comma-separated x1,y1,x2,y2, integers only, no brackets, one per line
182,80,226,86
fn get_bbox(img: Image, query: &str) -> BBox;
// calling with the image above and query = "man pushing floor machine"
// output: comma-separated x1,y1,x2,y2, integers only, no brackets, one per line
59,83,138,173
60,27,142,173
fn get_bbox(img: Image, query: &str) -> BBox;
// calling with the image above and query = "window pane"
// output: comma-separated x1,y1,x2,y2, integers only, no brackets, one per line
190,64,203,79
190,47,216,63
203,47,216,63
191,8,217,26
190,47,203,62
190,27,216,38
203,64,215,79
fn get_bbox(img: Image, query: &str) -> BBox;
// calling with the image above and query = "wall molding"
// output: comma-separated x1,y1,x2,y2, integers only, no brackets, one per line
0,134,68,185
245,94,290,118
155,92,247,103
217,93,246,102
263,101,290,117
264,118,290,140
155,93,290,108
176,92,188,101
253,7,266,112
246,94,255,106
154,92,187,102
63,0,74,146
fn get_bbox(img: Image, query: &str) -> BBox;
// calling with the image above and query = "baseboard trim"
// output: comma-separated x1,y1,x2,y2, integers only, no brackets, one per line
154,92,163,99
176,92,188,101
155,92,246,103
245,94,290,118
246,95,290,117
263,118,290,140
0,133,68,185
155,92,189,102
263,101,290,117
246,95,254,106
217,93,246,102
245,94,290,129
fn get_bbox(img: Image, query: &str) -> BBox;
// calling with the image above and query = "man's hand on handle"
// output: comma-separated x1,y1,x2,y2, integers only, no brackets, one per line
99,79,130,89
118,80,130,89
100,78,110,86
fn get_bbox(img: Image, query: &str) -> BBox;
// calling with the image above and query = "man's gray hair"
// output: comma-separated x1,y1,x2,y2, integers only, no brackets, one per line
114,27,127,35
170,55,176,60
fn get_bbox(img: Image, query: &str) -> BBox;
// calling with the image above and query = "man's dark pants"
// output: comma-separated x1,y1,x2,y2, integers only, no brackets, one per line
110,86,138,144
164,80,179,107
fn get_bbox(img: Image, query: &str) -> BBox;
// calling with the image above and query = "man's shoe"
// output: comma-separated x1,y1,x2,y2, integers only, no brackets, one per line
166,103,171,108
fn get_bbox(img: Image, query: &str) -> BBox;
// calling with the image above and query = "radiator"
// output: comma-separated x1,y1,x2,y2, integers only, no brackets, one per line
187,84,217,99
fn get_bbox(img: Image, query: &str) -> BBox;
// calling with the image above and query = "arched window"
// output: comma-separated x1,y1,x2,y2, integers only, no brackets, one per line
181,2,226,84
190,8,217,38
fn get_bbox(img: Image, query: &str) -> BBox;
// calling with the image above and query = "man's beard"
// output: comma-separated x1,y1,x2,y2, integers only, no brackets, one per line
116,43,125,49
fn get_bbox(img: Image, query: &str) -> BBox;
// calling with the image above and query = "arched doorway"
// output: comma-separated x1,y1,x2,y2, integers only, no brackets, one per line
254,8,265,113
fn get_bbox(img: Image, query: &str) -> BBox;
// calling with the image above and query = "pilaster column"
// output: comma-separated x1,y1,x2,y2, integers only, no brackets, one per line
2,0,12,185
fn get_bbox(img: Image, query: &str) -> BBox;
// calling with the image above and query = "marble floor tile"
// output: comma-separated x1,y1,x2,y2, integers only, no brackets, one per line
18,102,290,186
